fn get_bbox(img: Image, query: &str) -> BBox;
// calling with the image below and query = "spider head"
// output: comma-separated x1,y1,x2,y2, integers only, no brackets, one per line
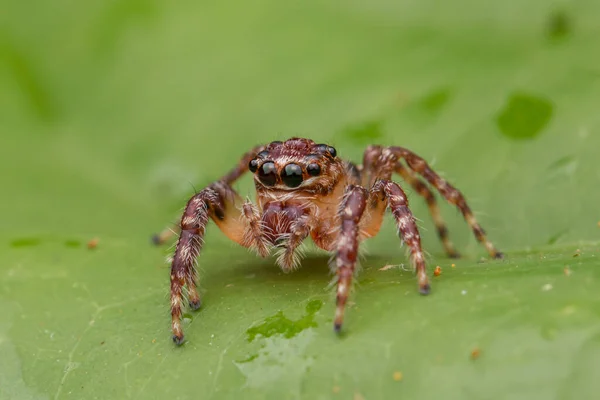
248,138,343,193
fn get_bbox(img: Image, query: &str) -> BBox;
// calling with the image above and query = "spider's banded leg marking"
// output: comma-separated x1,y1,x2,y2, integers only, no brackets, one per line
391,147,503,259
362,145,384,187
372,179,430,294
395,163,460,258
361,144,399,187
170,187,215,345
153,145,265,245
276,216,311,272
334,184,368,332
170,181,249,345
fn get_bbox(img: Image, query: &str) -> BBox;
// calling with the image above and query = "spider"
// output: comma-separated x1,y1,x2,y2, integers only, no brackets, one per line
154,137,503,345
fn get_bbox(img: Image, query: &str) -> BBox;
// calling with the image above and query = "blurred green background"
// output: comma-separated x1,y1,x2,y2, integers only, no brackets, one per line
1,1,600,399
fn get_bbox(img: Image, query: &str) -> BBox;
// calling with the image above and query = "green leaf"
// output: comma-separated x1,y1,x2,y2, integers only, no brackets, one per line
2,1,600,399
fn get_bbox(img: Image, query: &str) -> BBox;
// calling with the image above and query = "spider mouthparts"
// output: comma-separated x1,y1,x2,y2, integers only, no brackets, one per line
172,334,185,346
493,252,505,260
419,283,431,295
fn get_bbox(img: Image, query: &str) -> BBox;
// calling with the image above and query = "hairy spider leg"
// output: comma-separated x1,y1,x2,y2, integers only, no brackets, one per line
334,180,428,331
371,179,430,294
389,146,503,259
170,182,272,344
334,184,368,332
363,144,461,257
169,147,267,345
395,163,460,258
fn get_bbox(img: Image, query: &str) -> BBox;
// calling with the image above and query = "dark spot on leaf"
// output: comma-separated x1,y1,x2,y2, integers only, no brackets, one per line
547,155,576,171
246,299,323,342
340,120,383,144
417,87,452,113
547,229,568,245
64,240,81,248
545,155,578,181
496,92,553,140
10,238,41,248
237,353,259,364
547,10,571,42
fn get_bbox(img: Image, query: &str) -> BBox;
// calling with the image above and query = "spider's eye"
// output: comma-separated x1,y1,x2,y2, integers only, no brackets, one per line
258,161,277,186
316,144,337,158
257,150,270,158
306,163,321,176
281,163,303,188
248,158,259,173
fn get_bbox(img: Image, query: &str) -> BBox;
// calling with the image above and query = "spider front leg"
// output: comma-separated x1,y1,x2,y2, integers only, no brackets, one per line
334,181,429,332
334,184,369,332
170,186,215,344
170,181,265,345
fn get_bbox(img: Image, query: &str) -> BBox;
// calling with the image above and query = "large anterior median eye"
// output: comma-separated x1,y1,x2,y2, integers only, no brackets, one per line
258,161,277,186
281,163,303,187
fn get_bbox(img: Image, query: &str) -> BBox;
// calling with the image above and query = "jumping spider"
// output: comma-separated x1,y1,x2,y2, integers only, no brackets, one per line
154,137,502,345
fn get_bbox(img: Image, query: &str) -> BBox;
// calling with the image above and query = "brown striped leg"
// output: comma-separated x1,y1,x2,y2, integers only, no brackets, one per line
170,181,256,345
152,145,265,245
170,188,215,345
372,179,430,294
362,145,385,187
276,216,311,272
395,163,460,258
391,147,503,259
334,184,368,332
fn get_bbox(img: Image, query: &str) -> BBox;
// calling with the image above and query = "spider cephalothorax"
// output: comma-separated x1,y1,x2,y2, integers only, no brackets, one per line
154,137,503,345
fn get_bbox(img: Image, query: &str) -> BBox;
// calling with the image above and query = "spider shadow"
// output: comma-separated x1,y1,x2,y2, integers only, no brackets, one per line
204,251,392,286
